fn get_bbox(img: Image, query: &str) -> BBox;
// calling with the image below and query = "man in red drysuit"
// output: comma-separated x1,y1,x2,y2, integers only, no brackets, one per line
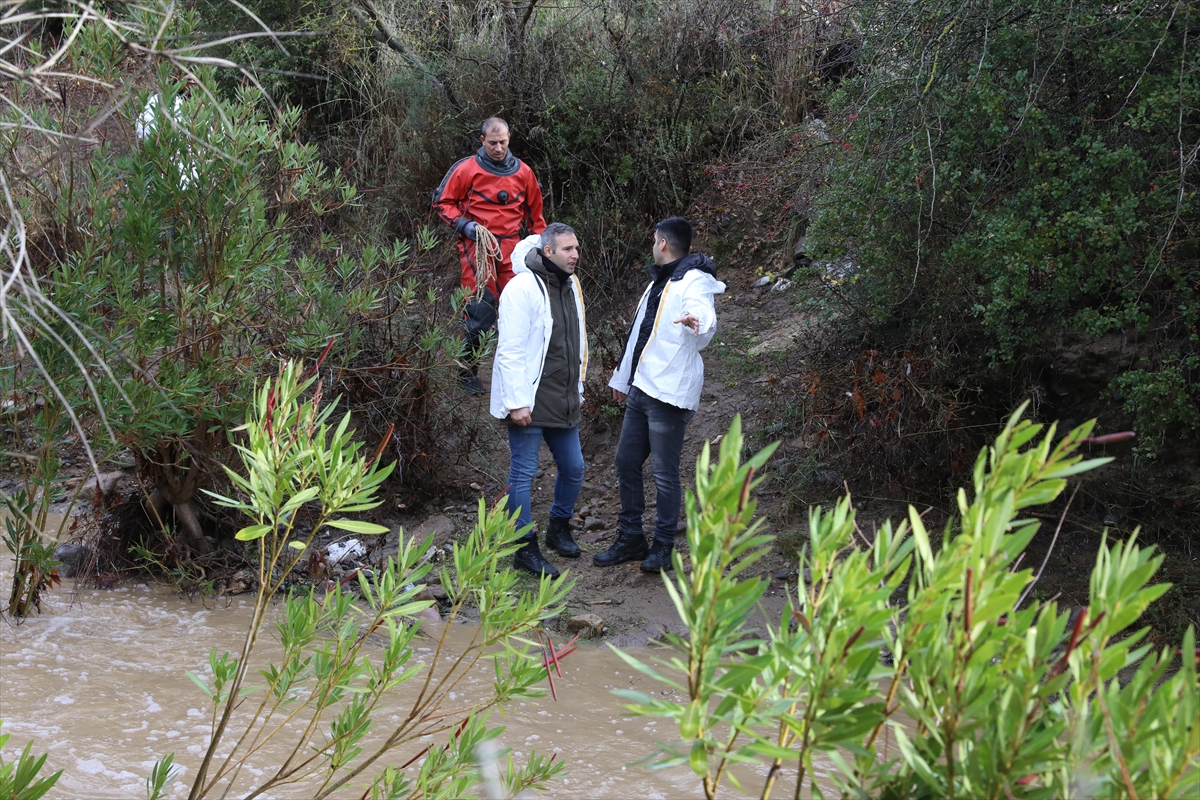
433,117,546,394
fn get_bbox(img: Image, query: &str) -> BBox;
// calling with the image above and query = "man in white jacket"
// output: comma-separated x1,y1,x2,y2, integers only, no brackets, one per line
594,217,725,572
491,223,589,577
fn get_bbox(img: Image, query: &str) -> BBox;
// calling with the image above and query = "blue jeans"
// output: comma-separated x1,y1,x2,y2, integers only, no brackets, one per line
615,386,696,544
506,424,584,541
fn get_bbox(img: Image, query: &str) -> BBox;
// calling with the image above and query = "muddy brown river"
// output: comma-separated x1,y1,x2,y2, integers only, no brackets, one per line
1,564,842,799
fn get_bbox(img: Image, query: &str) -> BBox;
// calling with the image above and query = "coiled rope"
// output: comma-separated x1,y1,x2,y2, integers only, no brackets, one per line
472,224,503,301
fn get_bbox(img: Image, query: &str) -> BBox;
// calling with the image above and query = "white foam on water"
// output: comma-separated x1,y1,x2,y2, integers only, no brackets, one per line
75,756,107,774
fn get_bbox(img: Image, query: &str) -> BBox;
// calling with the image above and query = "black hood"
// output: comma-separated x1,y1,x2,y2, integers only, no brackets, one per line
475,146,521,177
650,252,716,282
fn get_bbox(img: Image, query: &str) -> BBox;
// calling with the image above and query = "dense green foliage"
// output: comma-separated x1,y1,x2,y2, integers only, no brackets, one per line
4,5,479,581
63,81,363,437
12,60,370,553
617,411,1199,798
190,1,856,305
810,0,1199,435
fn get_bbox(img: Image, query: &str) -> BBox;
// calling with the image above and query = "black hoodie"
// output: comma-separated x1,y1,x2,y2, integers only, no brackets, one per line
626,253,716,379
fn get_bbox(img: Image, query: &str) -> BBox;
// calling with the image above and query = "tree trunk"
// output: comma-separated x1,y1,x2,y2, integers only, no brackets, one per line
173,499,211,554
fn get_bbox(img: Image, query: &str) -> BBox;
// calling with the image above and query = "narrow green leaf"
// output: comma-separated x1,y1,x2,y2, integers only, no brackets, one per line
234,524,272,541
680,699,703,740
688,740,709,777
186,670,214,699
326,519,390,535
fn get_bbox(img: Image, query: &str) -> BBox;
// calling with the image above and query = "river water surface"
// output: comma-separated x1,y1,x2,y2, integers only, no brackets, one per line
1,564,841,799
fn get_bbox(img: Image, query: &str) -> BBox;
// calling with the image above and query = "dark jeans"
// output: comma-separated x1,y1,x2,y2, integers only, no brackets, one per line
615,386,695,544
507,424,584,541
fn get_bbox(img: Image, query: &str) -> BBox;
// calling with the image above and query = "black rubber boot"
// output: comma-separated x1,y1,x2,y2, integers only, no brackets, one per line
544,516,580,558
458,367,485,396
592,531,649,568
513,539,561,578
640,539,675,572
460,298,494,397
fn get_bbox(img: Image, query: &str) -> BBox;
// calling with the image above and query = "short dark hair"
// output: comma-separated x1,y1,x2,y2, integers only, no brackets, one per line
481,117,509,136
541,222,576,251
655,217,692,256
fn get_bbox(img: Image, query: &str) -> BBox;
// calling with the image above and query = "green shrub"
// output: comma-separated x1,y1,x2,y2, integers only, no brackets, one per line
809,0,1199,434
5,6,485,576
38,75,365,553
3,4,371,552
1114,364,1200,440
164,361,570,798
0,370,94,618
615,409,1199,798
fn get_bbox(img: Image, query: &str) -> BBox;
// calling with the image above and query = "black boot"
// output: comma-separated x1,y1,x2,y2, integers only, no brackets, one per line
640,539,675,572
458,366,485,396
593,531,649,568
513,539,561,578
544,516,580,558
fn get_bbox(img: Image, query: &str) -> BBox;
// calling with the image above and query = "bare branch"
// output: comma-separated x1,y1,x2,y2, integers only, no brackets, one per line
348,0,461,111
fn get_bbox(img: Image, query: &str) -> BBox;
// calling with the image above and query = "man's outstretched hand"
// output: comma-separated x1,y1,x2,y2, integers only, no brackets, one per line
674,313,700,334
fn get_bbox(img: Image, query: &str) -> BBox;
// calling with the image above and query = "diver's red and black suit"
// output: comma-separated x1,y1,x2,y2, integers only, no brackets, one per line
433,147,546,365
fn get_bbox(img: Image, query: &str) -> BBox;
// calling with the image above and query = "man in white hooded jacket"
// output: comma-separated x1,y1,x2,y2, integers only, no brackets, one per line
594,217,725,572
491,223,588,577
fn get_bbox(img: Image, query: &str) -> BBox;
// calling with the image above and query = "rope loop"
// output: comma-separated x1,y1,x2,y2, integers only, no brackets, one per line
473,225,502,301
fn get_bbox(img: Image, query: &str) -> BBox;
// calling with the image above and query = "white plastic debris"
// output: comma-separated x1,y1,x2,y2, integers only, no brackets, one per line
752,275,772,288
136,92,198,188
771,278,794,292
326,539,365,565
